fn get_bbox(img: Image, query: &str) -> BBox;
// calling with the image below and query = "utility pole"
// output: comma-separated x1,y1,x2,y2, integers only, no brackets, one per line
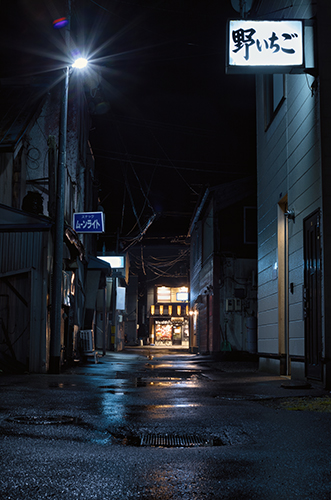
49,65,70,374
49,0,72,374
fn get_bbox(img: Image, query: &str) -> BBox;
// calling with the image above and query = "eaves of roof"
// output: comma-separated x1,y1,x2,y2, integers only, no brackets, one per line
0,203,52,231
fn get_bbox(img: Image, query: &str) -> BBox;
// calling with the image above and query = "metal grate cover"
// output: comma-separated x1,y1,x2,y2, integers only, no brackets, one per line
139,433,222,447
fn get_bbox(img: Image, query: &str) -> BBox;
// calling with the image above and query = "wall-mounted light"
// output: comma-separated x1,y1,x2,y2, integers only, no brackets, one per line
204,285,214,295
284,209,295,221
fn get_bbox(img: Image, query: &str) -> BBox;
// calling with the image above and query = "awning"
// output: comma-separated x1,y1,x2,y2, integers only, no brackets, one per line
0,203,52,231
87,255,112,272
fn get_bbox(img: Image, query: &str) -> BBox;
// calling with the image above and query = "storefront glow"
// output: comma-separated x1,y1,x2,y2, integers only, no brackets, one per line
157,286,171,302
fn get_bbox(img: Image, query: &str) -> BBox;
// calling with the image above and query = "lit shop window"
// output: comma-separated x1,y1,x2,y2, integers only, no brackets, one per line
157,286,189,303
157,286,171,302
173,286,189,302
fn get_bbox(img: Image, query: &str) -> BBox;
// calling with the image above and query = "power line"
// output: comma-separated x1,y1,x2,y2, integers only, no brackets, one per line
93,147,221,165
97,114,220,138
92,151,247,175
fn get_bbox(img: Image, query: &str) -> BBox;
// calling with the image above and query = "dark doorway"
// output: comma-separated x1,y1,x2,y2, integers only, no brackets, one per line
304,209,322,380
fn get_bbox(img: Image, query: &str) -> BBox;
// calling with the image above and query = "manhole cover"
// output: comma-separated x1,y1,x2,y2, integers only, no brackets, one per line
6,415,76,425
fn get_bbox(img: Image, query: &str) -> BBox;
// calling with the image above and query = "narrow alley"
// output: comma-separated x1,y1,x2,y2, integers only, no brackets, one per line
1,348,331,499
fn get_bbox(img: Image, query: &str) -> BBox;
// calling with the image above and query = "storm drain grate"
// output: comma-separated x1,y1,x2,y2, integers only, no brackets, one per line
139,433,223,447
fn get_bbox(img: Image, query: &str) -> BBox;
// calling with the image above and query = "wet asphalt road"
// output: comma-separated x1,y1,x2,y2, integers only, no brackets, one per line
1,348,331,499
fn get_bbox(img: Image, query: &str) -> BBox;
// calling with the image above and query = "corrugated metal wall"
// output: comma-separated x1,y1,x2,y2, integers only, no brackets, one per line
0,231,43,273
0,230,49,372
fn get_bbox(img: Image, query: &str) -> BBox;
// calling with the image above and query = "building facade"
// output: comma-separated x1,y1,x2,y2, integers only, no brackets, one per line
189,178,257,354
0,77,100,373
149,285,190,347
250,0,331,386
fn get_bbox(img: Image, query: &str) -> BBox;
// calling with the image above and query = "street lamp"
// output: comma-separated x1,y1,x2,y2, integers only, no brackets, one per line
72,57,88,69
49,57,88,374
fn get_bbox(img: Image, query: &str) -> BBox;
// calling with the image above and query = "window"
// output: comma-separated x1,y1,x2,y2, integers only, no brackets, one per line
264,74,285,128
157,287,171,302
156,286,189,303
172,287,189,302
176,291,189,301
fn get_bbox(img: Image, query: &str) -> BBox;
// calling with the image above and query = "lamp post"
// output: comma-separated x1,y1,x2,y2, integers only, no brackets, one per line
49,58,88,374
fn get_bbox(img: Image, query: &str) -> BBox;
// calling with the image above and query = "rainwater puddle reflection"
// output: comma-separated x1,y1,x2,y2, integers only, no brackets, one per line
149,403,202,408
98,377,196,390
49,383,77,389
136,378,182,387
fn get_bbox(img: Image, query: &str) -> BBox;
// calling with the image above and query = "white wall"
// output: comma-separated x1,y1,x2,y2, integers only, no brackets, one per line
256,0,320,365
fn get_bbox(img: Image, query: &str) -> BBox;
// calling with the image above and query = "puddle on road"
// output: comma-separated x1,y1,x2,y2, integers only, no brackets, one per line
98,377,196,390
99,389,127,395
149,403,202,408
136,378,182,387
48,383,78,389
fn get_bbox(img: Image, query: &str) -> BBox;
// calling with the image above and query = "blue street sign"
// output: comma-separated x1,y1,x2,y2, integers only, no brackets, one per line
73,212,105,233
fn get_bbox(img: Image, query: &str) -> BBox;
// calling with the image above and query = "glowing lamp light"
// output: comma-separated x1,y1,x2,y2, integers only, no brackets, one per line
72,57,88,69
53,17,69,29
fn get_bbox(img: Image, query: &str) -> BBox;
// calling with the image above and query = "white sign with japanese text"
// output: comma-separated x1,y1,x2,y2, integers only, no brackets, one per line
228,20,303,70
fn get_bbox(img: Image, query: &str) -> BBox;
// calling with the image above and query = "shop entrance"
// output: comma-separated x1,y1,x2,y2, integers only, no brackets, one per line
172,324,182,345
154,319,189,346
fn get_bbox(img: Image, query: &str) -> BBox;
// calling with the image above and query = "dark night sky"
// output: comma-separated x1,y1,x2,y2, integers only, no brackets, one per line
2,0,256,248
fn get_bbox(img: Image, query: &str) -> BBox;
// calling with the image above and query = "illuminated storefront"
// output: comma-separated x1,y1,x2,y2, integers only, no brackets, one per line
149,286,190,346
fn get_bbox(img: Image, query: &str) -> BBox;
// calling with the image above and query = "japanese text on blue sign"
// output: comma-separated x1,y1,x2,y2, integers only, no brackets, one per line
73,212,105,233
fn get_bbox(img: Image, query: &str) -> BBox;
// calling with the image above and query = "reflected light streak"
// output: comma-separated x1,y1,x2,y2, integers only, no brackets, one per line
101,391,126,424
147,404,201,409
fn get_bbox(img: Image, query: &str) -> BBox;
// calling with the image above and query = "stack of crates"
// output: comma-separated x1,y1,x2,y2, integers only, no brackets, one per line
78,329,98,363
